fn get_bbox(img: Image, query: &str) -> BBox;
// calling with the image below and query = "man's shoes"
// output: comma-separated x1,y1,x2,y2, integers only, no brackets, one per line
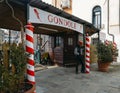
81,71,85,73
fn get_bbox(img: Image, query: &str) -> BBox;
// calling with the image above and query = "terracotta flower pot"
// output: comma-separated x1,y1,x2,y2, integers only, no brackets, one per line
25,83,35,93
98,62,111,72
19,82,35,93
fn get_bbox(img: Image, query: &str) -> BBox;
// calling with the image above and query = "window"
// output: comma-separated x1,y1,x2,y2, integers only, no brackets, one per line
92,6,101,29
68,37,73,45
61,0,71,9
56,36,62,46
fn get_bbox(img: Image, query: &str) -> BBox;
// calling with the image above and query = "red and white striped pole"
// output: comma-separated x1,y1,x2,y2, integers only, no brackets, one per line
85,34,90,73
25,22,36,91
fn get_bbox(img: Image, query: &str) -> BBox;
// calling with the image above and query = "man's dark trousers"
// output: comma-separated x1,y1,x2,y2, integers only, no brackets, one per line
75,55,85,74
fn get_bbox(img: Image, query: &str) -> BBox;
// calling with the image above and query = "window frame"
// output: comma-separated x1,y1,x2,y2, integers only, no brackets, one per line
92,6,101,29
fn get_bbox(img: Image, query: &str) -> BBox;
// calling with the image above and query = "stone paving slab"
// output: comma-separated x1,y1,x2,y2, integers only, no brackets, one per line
35,62,120,93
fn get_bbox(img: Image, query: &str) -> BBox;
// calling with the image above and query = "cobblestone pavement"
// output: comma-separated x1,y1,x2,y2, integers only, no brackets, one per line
35,62,120,93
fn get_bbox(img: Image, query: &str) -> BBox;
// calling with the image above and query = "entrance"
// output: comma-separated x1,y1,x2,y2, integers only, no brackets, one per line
64,32,78,65
53,32,79,66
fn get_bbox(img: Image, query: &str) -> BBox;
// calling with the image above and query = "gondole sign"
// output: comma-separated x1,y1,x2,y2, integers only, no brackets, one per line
29,6,83,34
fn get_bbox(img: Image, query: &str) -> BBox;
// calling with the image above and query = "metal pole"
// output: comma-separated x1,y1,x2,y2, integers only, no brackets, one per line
39,34,41,64
119,0,120,33
83,24,86,73
107,0,114,42
9,30,11,45
98,30,100,44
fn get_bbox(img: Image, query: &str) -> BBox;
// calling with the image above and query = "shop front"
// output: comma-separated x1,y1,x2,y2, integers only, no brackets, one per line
0,0,99,66
28,5,84,65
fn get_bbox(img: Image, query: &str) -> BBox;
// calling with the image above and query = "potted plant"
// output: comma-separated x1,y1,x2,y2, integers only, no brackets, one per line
0,42,35,93
97,42,113,72
105,40,118,62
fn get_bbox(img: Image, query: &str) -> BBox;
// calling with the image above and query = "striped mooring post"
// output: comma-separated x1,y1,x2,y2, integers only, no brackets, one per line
25,22,36,92
85,34,90,73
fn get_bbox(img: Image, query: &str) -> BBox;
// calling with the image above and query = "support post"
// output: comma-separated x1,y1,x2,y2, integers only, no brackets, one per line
85,34,90,73
25,22,36,92
83,24,86,73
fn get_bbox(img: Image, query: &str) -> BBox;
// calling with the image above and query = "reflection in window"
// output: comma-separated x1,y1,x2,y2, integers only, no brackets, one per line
92,6,101,29
68,37,73,45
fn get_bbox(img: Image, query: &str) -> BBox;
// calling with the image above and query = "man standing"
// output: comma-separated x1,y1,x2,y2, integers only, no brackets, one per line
74,41,85,74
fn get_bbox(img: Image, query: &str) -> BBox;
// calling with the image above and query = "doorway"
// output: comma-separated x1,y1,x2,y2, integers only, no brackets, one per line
63,32,78,65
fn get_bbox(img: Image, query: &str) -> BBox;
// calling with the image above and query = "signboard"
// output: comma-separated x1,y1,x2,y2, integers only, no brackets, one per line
29,6,83,34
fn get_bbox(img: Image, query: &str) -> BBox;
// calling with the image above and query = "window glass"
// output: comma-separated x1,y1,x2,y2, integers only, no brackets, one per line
56,36,62,47
68,37,73,45
92,6,101,29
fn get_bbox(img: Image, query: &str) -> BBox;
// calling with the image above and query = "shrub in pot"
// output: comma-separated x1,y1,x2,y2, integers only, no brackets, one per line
105,40,119,62
0,43,34,93
97,42,113,72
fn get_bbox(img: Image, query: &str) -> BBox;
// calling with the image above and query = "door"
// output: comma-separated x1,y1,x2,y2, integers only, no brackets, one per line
64,33,78,65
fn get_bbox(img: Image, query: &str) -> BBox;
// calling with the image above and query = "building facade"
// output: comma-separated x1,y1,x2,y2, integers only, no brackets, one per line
72,0,120,62
43,0,120,62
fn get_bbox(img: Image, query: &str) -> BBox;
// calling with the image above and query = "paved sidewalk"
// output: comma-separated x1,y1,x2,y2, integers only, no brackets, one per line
35,62,120,93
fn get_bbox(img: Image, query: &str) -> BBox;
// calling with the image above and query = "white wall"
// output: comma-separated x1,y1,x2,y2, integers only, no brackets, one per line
72,0,104,22
42,0,52,4
72,0,120,62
